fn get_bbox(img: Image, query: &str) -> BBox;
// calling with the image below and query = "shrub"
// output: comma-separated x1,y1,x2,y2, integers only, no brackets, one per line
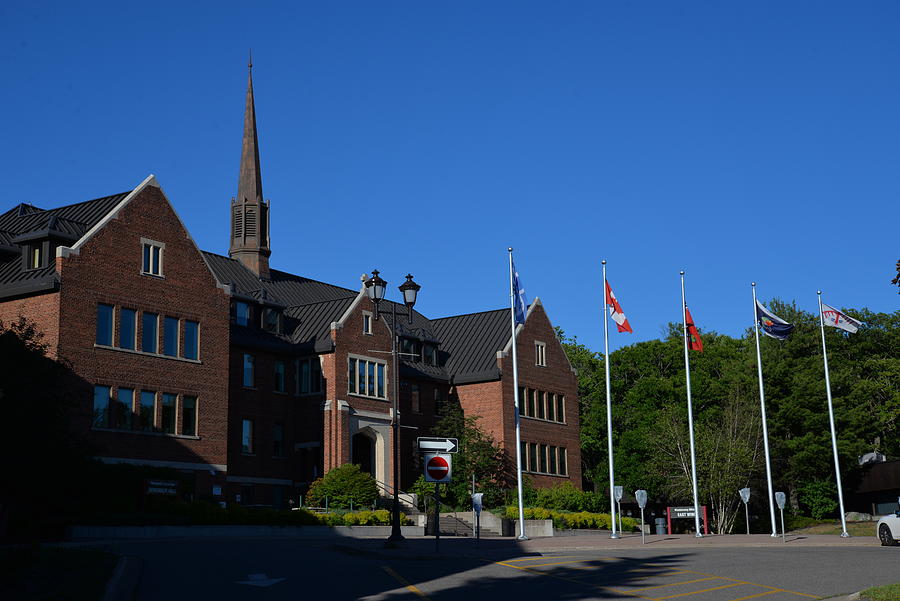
503,506,637,531
305,464,379,509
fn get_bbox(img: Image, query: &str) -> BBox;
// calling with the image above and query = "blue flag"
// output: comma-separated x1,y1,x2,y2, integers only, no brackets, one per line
756,301,794,340
513,261,528,325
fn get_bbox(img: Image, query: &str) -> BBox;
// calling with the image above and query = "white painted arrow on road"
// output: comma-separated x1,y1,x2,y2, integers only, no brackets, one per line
236,573,286,587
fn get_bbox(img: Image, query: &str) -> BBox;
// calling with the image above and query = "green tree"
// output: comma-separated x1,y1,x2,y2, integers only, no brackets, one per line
305,464,379,509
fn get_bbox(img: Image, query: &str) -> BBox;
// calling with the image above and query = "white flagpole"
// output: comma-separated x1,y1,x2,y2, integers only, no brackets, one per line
818,291,849,538
751,283,778,537
602,260,619,539
680,271,702,537
508,248,527,540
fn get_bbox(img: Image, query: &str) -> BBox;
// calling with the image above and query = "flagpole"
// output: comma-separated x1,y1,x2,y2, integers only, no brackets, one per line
508,248,527,540
818,291,849,538
680,271,702,537
751,283,778,537
602,260,619,539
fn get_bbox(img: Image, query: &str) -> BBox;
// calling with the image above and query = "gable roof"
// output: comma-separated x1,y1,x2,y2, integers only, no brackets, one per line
431,309,510,383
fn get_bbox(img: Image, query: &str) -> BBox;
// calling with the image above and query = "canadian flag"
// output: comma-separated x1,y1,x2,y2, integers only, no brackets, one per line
605,281,632,333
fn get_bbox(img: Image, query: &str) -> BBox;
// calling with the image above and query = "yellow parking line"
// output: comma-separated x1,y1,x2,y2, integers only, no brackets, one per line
676,570,818,599
381,566,430,600
727,590,781,601
629,577,721,592
655,581,745,599
503,555,586,562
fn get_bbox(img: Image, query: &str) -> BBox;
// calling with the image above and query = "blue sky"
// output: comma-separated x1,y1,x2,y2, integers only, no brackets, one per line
3,1,897,353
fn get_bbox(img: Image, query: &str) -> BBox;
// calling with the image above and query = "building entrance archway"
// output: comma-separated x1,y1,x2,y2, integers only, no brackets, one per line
352,430,376,478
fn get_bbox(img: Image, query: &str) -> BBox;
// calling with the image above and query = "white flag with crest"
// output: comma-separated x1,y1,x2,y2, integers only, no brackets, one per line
822,303,861,334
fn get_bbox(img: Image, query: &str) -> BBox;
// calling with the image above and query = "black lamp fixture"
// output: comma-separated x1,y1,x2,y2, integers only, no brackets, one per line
364,270,388,319
398,274,420,324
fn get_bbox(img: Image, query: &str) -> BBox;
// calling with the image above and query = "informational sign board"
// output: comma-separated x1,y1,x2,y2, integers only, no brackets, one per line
666,505,710,535
671,506,697,518
145,479,178,495
417,437,458,454
424,453,452,483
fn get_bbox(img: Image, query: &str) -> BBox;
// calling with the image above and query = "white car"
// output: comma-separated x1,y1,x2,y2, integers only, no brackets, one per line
877,508,900,546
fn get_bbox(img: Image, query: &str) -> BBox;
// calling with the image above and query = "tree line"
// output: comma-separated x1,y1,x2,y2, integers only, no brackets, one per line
561,301,900,533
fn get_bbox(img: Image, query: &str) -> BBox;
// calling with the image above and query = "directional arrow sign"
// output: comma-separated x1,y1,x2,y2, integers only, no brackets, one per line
417,437,458,454
236,573,286,588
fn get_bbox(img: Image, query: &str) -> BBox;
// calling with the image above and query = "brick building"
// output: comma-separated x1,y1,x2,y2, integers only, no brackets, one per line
0,65,580,507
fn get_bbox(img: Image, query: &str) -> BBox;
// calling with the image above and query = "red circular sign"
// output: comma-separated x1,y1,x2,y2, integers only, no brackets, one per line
426,455,450,481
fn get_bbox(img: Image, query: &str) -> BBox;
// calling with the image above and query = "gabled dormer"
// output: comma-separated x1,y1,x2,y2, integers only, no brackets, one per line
12,214,84,270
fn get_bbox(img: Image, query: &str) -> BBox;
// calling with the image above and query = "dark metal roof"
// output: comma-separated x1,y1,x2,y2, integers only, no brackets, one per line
0,192,129,294
286,297,355,352
431,309,510,383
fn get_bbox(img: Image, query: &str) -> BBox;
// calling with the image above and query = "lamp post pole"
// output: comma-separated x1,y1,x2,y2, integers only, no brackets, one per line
365,271,420,546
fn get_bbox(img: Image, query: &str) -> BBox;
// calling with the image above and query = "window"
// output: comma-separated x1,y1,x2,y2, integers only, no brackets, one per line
120,308,136,350
424,344,437,366
26,243,44,270
522,443,568,476
242,419,254,454
546,392,555,422
182,395,197,436
537,391,545,420
295,358,321,395
262,308,281,333
92,385,111,428
527,389,535,417
114,387,134,430
535,342,547,367
274,360,285,392
362,311,373,335
520,387,565,423
233,302,250,326
557,395,565,423
539,444,548,473
163,317,179,357
183,320,199,360
243,354,254,387
161,393,176,434
142,240,163,276
142,312,158,353
139,391,156,431
411,383,420,413
400,338,421,360
96,304,114,346
528,442,538,472
347,357,387,399
518,387,526,415
273,423,284,457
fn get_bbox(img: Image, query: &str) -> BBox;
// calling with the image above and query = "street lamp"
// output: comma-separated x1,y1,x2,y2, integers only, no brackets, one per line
365,270,420,544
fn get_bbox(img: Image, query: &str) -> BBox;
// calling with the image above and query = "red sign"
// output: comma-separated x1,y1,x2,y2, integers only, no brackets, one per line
425,454,451,483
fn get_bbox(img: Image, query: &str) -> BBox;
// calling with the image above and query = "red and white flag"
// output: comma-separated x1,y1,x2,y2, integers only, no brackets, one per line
605,281,632,333
822,303,861,334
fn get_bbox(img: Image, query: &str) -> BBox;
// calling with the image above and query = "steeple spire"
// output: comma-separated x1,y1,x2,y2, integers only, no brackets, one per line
229,56,271,279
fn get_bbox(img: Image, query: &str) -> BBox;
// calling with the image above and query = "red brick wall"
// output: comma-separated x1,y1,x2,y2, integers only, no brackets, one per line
55,184,231,472
0,292,61,358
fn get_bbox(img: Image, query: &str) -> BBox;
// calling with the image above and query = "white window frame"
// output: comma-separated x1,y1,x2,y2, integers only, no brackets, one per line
140,238,165,277
347,355,387,400
362,311,373,335
535,341,547,367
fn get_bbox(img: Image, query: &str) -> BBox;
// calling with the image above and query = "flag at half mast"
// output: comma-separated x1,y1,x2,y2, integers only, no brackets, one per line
756,301,794,340
605,281,632,333
821,303,861,333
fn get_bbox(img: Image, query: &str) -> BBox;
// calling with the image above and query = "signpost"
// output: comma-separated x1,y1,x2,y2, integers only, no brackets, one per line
417,437,458,454
635,490,648,544
775,492,786,543
739,488,751,535
423,453,453,552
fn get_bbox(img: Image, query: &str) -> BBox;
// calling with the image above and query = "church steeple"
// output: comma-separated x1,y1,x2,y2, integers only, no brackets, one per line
229,55,271,279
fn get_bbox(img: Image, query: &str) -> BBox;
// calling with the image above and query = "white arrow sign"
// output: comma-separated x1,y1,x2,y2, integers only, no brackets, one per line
237,573,286,588
417,437,458,453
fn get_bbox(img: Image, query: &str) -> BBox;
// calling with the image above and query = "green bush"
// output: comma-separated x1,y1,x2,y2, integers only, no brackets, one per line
319,510,409,526
305,464,379,509
504,506,637,531
799,480,839,520
533,482,607,512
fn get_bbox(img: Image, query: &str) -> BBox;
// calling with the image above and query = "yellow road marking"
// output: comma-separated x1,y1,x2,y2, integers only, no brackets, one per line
381,566,430,600
727,590,781,601
655,582,744,599
675,570,818,599
629,577,722,592
502,555,586,562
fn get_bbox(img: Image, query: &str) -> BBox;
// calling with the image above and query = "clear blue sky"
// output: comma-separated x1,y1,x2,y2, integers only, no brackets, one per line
3,1,897,353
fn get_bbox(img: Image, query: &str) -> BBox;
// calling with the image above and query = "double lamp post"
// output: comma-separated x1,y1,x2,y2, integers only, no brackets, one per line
364,270,421,544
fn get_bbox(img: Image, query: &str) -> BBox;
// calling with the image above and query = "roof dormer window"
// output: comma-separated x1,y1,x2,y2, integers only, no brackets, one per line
262,308,281,334
25,243,43,270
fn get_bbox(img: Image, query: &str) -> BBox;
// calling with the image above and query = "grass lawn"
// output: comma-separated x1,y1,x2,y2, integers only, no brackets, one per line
0,546,118,601
789,521,875,537
861,583,900,601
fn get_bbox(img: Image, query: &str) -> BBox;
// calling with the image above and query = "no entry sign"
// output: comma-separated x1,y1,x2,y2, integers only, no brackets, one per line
424,453,452,483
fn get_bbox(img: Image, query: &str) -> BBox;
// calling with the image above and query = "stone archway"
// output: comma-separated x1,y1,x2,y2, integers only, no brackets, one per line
351,429,376,478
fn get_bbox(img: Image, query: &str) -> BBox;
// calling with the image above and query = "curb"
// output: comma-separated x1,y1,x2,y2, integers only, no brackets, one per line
102,555,143,601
